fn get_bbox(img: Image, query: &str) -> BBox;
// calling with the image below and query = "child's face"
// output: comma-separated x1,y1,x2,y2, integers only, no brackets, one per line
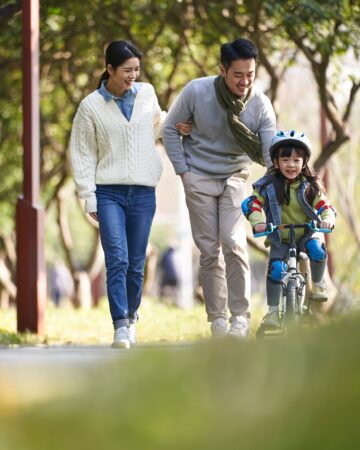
274,149,304,180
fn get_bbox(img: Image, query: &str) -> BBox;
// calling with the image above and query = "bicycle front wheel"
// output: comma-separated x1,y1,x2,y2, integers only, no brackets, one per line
285,278,297,320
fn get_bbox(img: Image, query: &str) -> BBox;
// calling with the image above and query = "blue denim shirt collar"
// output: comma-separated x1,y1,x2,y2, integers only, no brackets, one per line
98,80,138,101
98,80,140,121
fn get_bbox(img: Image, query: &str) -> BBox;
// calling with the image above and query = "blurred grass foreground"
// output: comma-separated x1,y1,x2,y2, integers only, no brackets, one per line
1,299,360,449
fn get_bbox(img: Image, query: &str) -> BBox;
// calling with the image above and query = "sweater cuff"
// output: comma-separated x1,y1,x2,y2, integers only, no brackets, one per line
174,162,190,175
84,196,97,213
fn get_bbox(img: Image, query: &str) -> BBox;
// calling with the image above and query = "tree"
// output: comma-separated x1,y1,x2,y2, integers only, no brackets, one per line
264,0,360,170
0,1,21,24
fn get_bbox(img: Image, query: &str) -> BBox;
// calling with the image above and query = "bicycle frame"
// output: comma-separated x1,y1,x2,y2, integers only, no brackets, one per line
278,224,307,320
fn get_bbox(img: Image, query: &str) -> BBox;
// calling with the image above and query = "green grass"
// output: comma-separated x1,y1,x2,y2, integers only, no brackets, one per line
0,297,211,345
0,313,360,449
0,296,266,346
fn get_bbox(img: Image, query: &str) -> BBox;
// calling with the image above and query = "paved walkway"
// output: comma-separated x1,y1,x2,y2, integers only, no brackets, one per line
0,341,192,367
0,344,124,367
0,343,192,408
0,346,116,407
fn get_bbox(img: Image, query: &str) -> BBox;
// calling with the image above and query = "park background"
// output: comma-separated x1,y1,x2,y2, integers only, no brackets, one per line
0,1,360,449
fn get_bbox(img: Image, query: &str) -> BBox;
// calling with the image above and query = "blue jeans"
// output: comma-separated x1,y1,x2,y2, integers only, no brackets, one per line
96,185,156,329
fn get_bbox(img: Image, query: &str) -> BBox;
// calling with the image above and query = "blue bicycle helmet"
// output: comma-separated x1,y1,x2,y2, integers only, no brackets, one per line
269,130,311,162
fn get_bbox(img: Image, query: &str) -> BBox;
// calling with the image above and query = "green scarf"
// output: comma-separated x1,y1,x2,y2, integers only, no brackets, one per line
214,75,265,166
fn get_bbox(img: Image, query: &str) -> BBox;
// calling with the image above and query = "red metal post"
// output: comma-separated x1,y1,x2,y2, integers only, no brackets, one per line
16,0,46,334
320,107,334,278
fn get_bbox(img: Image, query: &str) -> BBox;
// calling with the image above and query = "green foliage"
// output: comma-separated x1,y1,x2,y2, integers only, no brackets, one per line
0,329,37,346
265,0,360,57
0,10,22,234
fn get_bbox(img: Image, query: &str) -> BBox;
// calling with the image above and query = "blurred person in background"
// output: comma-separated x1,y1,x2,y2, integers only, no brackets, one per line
159,244,180,303
49,260,74,307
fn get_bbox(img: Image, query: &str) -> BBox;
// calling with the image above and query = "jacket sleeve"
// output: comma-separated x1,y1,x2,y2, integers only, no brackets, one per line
241,189,267,227
312,191,337,228
69,100,98,213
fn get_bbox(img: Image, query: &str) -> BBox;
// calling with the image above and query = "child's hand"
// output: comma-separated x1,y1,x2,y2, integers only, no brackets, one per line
319,221,334,230
253,223,267,234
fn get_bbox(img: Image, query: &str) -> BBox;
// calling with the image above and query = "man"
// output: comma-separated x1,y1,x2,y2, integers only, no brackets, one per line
162,38,276,338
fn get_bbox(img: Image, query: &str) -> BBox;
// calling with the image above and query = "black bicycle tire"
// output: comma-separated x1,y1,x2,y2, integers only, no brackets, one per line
286,278,297,320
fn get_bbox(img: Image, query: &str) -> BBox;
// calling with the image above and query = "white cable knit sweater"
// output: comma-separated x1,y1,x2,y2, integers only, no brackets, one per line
70,82,164,213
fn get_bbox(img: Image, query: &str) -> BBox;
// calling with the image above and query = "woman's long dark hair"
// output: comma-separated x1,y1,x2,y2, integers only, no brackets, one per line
271,145,324,205
97,40,143,88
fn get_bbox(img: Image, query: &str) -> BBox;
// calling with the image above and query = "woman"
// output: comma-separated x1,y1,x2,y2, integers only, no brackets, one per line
70,40,190,348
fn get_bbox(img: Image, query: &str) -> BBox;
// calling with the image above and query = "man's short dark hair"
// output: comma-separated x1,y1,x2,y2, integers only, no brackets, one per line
220,38,258,70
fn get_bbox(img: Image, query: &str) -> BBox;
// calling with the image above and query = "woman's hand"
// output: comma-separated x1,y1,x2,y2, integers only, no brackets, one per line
253,223,267,234
89,212,98,221
176,121,192,136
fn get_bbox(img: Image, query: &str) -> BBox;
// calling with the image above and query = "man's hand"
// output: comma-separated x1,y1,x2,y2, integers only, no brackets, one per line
176,121,192,136
89,212,98,221
180,171,191,181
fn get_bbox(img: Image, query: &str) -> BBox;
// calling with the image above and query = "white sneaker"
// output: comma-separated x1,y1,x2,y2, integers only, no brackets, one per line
210,317,228,338
311,279,328,302
228,315,249,339
261,311,281,330
112,326,130,349
129,323,136,345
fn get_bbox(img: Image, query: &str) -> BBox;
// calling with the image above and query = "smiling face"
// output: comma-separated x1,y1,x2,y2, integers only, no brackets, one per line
220,58,256,98
106,57,140,97
274,148,305,180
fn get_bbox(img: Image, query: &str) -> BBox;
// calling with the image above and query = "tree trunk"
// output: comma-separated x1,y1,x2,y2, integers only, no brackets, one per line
0,256,16,304
72,271,92,310
57,187,105,308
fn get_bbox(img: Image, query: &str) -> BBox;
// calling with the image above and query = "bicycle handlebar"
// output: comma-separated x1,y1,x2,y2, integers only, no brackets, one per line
253,220,333,238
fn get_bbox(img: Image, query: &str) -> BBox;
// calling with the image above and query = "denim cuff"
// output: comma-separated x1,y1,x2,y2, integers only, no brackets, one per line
114,318,130,329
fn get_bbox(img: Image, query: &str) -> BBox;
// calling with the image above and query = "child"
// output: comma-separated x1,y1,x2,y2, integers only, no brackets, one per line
241,130,336,330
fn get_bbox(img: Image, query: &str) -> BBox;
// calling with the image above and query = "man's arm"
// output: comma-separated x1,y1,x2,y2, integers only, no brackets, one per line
162,83,195,175
258,97,277,168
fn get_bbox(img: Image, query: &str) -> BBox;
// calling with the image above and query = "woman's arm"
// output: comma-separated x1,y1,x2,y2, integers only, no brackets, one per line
69,101,98,213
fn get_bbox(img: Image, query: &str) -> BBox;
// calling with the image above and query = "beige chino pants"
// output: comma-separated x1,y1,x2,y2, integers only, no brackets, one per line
182,169,251,322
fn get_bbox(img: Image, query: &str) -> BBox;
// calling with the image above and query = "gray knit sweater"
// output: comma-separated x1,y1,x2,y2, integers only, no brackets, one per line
162,76,276,177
